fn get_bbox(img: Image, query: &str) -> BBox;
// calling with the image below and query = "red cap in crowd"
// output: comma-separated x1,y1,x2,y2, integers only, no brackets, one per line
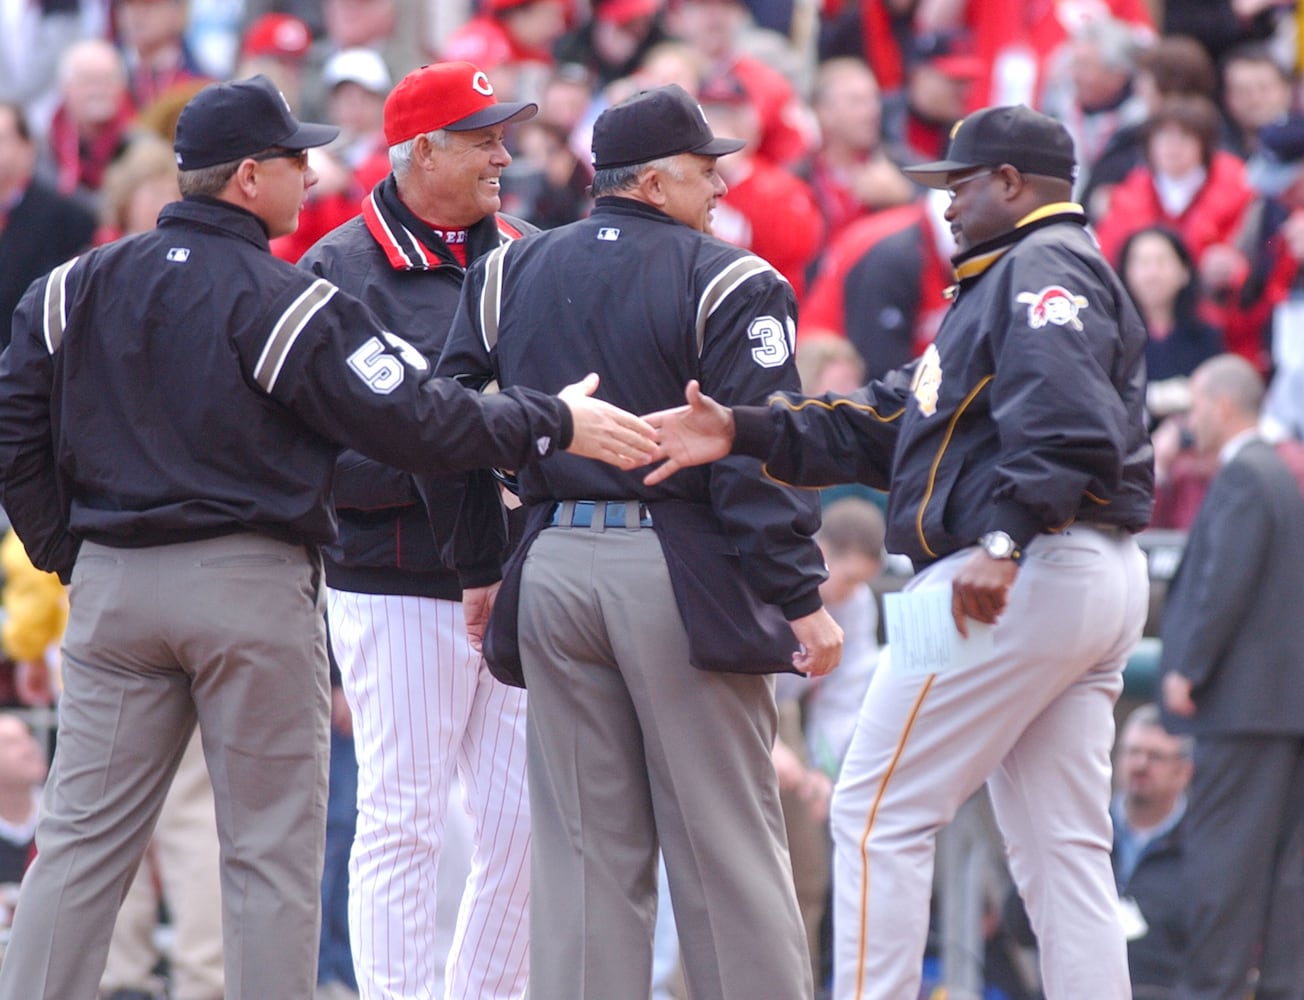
242,13,313,61
909,30,984,80
697,71,750,107
383,62,537,146
595,0,660,24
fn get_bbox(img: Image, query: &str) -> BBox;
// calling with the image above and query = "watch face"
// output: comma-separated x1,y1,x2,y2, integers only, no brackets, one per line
983,532,1014,558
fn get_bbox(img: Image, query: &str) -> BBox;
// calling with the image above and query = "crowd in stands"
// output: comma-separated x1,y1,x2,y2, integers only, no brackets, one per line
3,1,1304,457
2,1,1304,998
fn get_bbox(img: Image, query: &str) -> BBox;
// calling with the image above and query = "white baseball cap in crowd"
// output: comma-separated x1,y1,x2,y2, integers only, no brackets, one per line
323,48,394,97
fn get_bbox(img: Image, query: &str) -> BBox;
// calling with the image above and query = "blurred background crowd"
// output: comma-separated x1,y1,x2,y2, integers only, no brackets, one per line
2,1,1304,999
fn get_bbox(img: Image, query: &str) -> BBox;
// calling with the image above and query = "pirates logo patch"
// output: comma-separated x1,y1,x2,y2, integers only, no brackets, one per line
1015,285,1089,331
911,343,943,417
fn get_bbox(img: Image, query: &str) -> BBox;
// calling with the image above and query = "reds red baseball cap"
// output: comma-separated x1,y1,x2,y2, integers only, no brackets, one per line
383,62,537,146
241,13,312,61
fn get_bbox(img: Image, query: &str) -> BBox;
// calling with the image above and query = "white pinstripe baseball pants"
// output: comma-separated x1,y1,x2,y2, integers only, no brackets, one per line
328,591,530,1000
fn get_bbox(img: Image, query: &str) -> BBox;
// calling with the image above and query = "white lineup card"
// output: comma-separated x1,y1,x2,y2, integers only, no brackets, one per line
883,587,995,677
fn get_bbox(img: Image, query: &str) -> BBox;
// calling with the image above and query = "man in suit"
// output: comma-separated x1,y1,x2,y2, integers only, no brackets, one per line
1160,353,1304,1000
0,101,95,350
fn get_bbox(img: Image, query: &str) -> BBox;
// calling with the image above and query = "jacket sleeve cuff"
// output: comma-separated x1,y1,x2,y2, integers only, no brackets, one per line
782,588,823,622
989,498,1045,549
458,562,504,590
554,398,574,452
731,405,774,459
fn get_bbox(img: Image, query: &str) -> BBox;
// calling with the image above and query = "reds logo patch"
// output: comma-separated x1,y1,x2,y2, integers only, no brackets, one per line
1015,285,1089,331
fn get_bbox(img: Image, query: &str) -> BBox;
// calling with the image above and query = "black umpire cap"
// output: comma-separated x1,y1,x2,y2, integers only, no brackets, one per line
174,74,339,171
905,105,1076,189
592,84,745,171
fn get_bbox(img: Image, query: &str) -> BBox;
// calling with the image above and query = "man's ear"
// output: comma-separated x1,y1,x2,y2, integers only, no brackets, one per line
413,133,436,171
638,165,668,208
229,158,259,199
995,164,1022,200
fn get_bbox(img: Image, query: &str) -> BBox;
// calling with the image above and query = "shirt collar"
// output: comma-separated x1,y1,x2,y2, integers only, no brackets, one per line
1219,426,1261,466
1112,792,1186,846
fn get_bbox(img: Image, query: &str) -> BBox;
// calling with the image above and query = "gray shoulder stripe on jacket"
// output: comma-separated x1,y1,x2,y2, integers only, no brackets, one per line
42,257,80,354
254,279,338,392
694,255,778,354
479,243,509,351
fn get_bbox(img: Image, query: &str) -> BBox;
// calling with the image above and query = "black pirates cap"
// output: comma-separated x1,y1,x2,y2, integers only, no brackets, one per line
174,74,339,171
591,84,745,171
905,105,1077,189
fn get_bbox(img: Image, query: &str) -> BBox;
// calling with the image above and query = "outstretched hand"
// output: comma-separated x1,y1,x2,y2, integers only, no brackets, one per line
642,381,737,486
560,373,658,470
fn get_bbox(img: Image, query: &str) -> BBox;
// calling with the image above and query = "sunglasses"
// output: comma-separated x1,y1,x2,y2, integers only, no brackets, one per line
250,148,309,170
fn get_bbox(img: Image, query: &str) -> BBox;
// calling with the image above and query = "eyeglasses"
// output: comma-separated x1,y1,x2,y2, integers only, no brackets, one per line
1119,746,1187,764
945,169,995,201
250,148,309,170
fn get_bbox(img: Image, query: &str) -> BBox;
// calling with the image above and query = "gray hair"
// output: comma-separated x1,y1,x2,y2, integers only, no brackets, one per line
590,155,683,197
1123,703,1194,758
1075,16,1143,74
178,158,243,198
389,129,455,175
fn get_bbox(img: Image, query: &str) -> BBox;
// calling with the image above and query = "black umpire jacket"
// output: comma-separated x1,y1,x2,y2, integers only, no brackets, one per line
438,196,826,621
0,196,571,580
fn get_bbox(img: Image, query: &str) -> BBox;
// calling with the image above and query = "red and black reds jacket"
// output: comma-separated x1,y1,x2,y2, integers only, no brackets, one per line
438,196,826,620
299,175,535,597
0,196,571,580
732,204,1154,566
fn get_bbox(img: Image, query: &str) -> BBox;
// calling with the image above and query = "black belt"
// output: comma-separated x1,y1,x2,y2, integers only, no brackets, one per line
548,500,653,529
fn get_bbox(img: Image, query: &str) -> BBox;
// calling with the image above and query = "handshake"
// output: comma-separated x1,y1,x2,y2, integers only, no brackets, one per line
560,375,734,484
559,375,841,678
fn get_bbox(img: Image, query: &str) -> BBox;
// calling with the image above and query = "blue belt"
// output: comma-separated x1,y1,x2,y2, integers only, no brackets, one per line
549,500,653,529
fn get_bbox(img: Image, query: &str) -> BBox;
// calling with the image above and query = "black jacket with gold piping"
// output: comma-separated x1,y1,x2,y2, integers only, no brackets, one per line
731,204,1154,567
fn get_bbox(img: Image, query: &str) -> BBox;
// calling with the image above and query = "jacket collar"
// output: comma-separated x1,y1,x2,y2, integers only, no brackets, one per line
951,202,1088,286
361,173,516,272
592,196,685,226
160,197,271,250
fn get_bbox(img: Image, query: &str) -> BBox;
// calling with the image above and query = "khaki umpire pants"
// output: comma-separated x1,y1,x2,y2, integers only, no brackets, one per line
0,534,330,1000
519,526,812,1000
99,730,225,1000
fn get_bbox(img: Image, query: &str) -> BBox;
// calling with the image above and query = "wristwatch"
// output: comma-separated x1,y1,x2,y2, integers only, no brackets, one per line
979,530,1024,564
